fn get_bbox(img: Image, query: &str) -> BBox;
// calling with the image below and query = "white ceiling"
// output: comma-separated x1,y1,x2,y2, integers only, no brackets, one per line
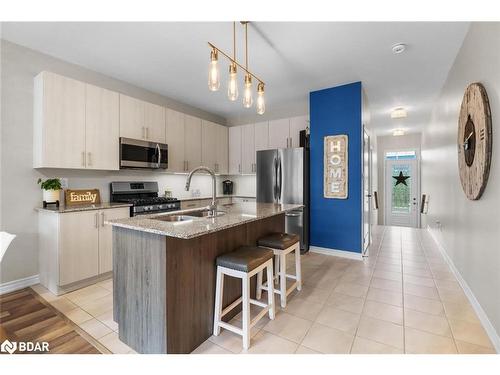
2,22,469,134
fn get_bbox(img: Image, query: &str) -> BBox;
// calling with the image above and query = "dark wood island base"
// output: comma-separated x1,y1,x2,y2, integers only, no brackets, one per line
113,213,284,354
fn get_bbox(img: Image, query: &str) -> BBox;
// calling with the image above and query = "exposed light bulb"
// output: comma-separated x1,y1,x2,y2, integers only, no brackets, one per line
227,63,238,101
208,49,220,91
256,82,265,115
243,74,253,108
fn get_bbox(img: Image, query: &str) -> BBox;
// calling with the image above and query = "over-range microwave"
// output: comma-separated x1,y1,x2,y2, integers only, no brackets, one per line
120,137,168,169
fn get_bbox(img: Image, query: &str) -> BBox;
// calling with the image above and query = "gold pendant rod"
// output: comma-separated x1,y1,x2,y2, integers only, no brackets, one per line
208,42,265,85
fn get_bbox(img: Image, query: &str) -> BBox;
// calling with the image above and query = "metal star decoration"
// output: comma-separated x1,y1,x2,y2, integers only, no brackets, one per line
393,171,410,186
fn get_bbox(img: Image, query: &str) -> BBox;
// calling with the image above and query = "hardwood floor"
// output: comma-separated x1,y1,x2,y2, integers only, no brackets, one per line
0,288,102,354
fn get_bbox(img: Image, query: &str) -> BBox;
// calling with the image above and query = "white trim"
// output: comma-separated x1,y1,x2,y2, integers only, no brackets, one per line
309,246,363,261
0,274,40,295
427,226,500,353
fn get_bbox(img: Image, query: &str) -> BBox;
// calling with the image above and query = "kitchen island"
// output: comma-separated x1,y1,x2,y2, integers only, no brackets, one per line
108,202,303,354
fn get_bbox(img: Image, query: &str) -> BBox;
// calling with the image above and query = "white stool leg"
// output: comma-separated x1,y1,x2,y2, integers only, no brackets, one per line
256,270,263,300
241,275,251,350
295,243,302,291
266,261,275,320
279,252,287,308
213,267,224,336
274,254,279,284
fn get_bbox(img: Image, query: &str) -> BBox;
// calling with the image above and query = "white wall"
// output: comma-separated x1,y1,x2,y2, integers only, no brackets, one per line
376,133,422,225
421,23,500,339
0,40,226,284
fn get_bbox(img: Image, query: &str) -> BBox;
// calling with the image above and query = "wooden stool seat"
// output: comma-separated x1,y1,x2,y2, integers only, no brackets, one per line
257,232,302,308
213,246,276,350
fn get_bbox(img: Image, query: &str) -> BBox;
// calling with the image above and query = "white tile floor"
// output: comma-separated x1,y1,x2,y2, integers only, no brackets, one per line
31,225,496,354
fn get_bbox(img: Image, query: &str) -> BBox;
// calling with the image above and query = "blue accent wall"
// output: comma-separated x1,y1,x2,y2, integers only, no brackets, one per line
309,82,362,253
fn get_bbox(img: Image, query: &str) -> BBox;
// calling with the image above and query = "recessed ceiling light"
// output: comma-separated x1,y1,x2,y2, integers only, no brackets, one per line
391,107,407,119
392,43,407,54
393,128,405,136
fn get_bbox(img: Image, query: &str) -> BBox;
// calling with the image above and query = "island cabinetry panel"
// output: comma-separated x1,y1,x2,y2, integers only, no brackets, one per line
112,213,284,354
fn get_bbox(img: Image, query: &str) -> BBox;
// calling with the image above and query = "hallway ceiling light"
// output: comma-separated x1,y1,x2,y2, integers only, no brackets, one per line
393,128,405,136
208,21,266,115
392,43,407,54
391,107,407,119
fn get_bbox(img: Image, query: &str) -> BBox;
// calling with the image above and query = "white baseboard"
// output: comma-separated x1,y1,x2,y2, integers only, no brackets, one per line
0,274,39,295
309,246,363,261
426,226,500,353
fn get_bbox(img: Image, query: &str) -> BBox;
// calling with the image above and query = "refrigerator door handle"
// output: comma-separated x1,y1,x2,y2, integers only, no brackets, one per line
277,157,282,203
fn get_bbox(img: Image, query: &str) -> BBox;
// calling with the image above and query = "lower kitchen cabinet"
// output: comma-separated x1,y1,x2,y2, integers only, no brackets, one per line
38,206,130,295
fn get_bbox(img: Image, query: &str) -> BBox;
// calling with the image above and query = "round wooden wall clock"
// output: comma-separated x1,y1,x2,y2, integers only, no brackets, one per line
457,82,492,200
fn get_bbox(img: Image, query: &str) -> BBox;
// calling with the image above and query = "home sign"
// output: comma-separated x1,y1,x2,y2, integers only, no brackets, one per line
324,134,348,199
64,189,101,206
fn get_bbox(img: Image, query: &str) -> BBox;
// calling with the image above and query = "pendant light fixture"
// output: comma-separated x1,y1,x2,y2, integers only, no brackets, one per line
227,22,238,101
208,47,220,91
208,21,266,114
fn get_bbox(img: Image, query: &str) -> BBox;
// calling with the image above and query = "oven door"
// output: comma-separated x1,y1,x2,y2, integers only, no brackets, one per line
120,138,168,169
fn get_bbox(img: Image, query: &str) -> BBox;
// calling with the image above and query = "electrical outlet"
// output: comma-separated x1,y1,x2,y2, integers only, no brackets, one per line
59,178,69,189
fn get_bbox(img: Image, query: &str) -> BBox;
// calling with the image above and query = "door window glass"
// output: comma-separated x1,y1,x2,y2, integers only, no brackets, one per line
391,164,411,213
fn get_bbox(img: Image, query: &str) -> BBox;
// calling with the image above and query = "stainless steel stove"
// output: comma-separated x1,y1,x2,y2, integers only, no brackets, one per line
110,181,180,216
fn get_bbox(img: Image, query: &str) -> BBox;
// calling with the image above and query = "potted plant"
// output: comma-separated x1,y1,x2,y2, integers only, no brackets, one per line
37,178,62,207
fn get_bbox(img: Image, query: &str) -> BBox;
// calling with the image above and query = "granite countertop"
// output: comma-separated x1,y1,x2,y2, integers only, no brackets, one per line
107,202,303,239
36,202,132,213
179,195,256,201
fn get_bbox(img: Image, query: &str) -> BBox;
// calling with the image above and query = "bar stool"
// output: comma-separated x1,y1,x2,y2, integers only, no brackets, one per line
213,246,276,350
256,233,302,308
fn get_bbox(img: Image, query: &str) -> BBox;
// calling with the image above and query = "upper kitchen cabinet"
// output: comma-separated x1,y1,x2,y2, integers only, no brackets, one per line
201,120,218,171
228,126,242,174
166,108,185,173
241,124,255,174
33,71,86,169
85,84,120,170
184,114,202,171
119,94,145,140
254,121,269,151
268,118,290,149
144,102,166,143
119,94,166,143
289,115,308,147
216,125,228,174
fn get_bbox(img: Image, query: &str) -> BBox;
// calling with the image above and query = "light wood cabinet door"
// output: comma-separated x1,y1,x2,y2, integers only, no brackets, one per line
216,125,228,174
85,84,119,170
228,126,242,174
166,109,185,172
59,211,99,285
98,207,130,274
119,94,145,140
202,120,218,171
289,115,308,148
254,121,269,151
268,118,290,149
144,102,166,143
184,114,202,171
34,71,86,168
241,124,255,174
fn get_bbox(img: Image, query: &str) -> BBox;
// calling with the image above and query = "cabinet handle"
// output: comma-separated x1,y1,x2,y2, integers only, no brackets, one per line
94,212,98,228
101,212,105,227
87,152,92,167
142,126,145,139
82,151,86,167
186,161,189,171
146,127,149,139
238,164,241,173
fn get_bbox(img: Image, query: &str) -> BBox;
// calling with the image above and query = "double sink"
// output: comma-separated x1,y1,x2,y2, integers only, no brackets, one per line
153,208,226,222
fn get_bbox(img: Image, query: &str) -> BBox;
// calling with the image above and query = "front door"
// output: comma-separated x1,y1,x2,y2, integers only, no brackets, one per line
385,158,419,227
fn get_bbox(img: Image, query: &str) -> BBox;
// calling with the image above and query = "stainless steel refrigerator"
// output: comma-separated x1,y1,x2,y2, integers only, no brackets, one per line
257,148,309,251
